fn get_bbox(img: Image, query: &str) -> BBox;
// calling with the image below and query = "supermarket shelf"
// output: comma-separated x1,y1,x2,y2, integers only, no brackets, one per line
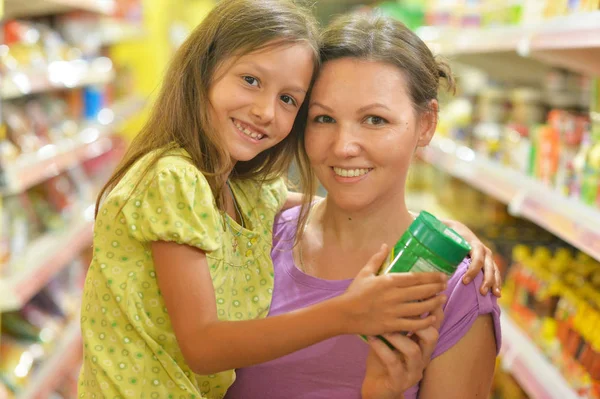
58,17,146,47
0,131,114,195
19,318,82,399
0,205,94,312
98,20,146,46
4,0,115,19
420,137,600,262
111,95,148,125
1,57,114,100
406,192,453,220
500,312,581,399
419,11,600,77
0,95,146,195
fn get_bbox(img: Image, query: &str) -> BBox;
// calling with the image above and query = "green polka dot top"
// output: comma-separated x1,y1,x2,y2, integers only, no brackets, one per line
78,147,287,399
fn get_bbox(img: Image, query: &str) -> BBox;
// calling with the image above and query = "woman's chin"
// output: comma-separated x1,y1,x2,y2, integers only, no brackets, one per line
326,194,374,214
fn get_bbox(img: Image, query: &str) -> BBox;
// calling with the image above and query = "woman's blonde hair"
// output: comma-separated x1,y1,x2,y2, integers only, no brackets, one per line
96,0,320,216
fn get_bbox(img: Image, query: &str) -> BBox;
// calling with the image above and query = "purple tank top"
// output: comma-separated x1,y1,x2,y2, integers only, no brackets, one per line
225,207,501,399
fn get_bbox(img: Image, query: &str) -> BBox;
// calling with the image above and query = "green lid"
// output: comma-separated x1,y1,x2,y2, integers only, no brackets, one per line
409,211,472,265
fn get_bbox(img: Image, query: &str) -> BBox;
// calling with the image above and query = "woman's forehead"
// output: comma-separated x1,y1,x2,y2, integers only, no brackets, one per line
311,58,410,100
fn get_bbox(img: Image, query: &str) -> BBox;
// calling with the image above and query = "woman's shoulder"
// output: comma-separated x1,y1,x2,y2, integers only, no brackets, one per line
444,259,498,315
433,258,502,358
271,205,302,246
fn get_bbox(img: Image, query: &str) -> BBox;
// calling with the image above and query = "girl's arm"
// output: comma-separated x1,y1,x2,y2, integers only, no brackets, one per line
284,192,500,298
286,193,501,292
417,315,497,399
152,241,448,375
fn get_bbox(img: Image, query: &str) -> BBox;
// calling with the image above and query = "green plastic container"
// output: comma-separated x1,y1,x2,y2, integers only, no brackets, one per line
379,211,471,277
360,211,471,345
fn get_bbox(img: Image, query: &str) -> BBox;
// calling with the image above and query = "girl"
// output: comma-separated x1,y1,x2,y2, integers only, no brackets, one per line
78,1,456,398
226,12,501,399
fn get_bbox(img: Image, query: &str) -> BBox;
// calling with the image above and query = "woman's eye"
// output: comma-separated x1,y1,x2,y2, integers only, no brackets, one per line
281,95,297,107
243,76,259,86
365,116,387,125
314,115,335,123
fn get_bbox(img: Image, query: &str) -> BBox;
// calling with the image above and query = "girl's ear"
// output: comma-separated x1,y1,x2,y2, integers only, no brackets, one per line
416,99,438,148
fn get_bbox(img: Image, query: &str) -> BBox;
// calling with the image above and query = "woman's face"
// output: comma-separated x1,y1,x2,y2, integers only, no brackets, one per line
305,58,436,212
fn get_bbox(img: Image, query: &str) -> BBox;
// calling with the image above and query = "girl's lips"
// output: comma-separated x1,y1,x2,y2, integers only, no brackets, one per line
231,118,265,144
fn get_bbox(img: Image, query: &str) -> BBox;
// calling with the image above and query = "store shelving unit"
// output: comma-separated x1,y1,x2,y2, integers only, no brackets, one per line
500,312,583,399
18,319,83,399
1,58,115,100
0,95,145,311
0,204,94,312
97,19,146,46
0,96,146,195
420,137,600,262
406,188,589,398
419,11,600,83
419,10,600,392
0,0,146,396
4,0,115,19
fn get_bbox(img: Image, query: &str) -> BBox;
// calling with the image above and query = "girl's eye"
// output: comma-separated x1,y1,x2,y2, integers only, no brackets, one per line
364,116,387,125
314,115,336,123
281,95,297,107
243,76,259,86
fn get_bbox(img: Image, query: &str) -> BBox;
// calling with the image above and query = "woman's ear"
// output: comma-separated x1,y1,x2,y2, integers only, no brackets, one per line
416,99,438,148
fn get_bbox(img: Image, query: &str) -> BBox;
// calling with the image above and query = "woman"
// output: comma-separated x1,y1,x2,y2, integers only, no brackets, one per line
226,12,501,399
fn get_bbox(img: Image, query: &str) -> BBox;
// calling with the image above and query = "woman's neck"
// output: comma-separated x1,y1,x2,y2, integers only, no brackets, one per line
321,195,413,250
299,194,414,280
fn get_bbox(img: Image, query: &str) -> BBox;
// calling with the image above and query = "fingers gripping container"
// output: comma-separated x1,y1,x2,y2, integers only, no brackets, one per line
361,211,472,345
380,211,472,276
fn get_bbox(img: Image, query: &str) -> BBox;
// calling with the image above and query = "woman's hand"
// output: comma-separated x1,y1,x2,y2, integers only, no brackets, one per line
341,244,448,336
361,333,424,399
438,218,502,297
361,306,444,399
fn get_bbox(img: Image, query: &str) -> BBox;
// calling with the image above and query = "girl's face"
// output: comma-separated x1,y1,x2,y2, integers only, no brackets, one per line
209,42,314,163
305,58,437,212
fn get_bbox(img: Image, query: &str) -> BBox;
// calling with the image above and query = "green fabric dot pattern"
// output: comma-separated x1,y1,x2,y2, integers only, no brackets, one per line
79,148,287,398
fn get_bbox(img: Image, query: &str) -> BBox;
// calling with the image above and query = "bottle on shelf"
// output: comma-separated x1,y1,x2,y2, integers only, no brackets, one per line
581,78,600,207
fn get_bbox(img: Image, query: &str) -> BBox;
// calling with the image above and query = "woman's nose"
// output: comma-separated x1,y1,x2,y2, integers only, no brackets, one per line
332,126,361,158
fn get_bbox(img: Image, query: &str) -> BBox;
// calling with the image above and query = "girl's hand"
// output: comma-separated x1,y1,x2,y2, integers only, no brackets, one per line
438,218,502,297
361,305,445,399
340,245,448,336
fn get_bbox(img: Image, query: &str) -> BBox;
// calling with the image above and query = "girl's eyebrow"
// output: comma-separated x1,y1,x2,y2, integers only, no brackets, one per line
237,61,307,94
288,87,307,94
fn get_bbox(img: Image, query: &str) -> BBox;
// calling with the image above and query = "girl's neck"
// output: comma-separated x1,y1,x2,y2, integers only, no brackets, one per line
221,168,242,225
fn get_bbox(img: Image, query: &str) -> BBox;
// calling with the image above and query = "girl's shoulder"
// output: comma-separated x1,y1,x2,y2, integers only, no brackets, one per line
104,146,217,215
112,147,211,198
104,146,223,251
233,177,288,213
129,147,201,182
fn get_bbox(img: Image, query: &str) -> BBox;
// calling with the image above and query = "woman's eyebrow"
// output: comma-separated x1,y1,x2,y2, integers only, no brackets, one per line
357,103,391,113
308,102,333,111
